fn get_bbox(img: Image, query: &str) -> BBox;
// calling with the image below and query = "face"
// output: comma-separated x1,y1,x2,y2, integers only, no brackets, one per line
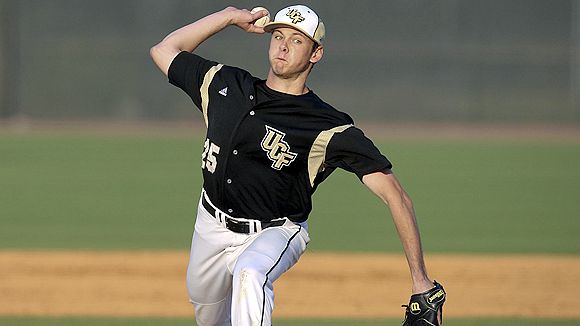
268,27,323,79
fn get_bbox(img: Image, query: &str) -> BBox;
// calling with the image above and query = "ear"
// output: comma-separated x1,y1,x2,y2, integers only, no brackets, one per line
310,46,324,64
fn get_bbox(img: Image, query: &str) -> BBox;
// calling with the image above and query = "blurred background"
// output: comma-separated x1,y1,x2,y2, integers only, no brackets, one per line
1,1,579,324
1,0,579,123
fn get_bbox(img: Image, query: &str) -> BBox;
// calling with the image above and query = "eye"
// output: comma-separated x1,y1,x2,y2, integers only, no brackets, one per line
293,38,302,44
274,35,282,40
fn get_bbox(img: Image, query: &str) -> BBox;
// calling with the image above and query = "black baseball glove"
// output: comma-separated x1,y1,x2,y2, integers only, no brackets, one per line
402,281,446,326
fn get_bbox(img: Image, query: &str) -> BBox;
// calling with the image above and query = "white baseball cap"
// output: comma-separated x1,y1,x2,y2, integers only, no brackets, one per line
263,4,325,45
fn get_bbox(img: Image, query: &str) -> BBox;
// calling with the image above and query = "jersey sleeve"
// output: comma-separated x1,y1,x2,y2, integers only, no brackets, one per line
325,127,392,180
168,51,220,111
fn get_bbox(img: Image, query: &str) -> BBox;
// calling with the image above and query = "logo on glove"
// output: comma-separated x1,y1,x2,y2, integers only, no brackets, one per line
409,302,421,314
428,289,445,303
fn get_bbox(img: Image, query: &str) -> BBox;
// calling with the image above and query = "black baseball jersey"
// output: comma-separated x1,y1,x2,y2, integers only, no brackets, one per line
168,51,391,223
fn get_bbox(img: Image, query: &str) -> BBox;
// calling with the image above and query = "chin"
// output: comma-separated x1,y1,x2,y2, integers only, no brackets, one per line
271,64,289,77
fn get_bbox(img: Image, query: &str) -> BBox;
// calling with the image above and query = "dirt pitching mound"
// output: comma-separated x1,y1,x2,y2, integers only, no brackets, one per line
0,251,578,318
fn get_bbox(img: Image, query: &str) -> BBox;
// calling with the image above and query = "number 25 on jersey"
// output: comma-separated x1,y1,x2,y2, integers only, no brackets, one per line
202,138,220,173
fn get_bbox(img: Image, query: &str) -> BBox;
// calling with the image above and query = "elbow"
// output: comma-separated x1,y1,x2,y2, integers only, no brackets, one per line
400,191,414,209
383,186,414,210
149,42,163,60
150,37,179,59
364,171,414,209
149,42,174,76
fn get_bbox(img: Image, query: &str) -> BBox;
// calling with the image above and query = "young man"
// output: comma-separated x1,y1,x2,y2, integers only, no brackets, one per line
150,5,444,326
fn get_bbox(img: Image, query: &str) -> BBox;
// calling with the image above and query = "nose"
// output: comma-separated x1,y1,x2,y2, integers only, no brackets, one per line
279,41,288,53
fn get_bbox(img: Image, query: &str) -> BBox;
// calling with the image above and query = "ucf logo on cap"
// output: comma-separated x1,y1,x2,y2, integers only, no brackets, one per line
263,4,326,45
286,9,305,24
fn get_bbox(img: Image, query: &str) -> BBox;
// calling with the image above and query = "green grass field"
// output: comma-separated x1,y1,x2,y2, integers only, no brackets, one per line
1,131,579,325
1,133,578,253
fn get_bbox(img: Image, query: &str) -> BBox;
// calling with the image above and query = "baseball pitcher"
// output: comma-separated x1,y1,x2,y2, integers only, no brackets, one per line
150,4,445,326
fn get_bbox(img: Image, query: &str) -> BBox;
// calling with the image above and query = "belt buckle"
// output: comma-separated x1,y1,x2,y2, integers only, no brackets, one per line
225,217,250,234
202,192,284,234
224,216,263,234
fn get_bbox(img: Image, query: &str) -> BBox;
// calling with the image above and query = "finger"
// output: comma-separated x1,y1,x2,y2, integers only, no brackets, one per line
236,21,265,34
251,9,268,19
249,12,268,26
231,9,255,26
248,25,266,34
256,10,268,17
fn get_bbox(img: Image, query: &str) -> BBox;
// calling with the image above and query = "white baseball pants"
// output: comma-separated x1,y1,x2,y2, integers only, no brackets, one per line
186,195,310,326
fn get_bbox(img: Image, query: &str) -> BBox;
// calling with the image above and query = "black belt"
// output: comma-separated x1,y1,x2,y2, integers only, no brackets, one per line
201,194,286,234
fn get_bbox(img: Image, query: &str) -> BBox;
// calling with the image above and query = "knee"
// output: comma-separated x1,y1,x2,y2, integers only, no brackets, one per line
233,264,266,282
232,264,274,308
194,302,230,326
186,272,202,302
233,260,271,292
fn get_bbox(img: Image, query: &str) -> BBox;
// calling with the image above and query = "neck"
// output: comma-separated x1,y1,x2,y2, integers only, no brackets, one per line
265,69,310,95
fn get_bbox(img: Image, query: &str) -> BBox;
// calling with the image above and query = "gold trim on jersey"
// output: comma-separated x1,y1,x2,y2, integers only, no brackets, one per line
307,124,353,187
200,64,224,127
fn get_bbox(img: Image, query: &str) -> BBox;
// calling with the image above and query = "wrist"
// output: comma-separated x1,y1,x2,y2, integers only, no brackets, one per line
221,6,240,26
411,277,434,294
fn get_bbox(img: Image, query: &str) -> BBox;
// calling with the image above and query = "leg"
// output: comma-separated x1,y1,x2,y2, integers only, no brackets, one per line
187,201,236,326
193,295,231,326
231,221,309,326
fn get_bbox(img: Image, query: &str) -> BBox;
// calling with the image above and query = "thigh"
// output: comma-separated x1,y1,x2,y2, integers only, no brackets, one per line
235,220,310,282
187,202,235,305
229,221,309,326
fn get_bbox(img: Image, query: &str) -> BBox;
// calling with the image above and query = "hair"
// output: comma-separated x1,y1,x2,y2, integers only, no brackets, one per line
311,42,320,54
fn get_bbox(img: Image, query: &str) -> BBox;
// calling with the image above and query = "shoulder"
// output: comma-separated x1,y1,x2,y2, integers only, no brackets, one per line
307,92,355,125
169,51,259,83
219,64,260,84
169,51,217,73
